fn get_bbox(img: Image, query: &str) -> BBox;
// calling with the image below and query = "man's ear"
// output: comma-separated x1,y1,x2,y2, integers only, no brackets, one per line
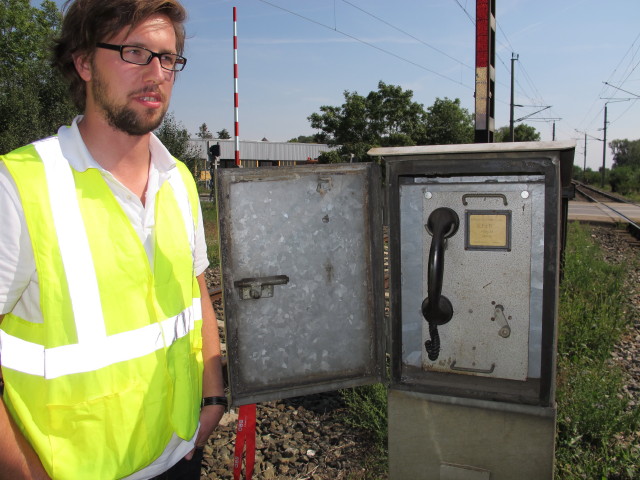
73,52,92,82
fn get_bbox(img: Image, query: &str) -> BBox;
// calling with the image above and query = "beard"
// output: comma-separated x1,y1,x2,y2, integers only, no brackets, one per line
90,67,168,136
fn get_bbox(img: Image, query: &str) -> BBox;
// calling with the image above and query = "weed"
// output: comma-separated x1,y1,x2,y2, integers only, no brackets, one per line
201,200,220,268
339,383,388,478
340,384,388,454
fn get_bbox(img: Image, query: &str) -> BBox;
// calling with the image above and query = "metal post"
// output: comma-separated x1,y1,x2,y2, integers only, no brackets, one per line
510,53,518,142
601,105,607,188
583,133,587,182
474,0,496,143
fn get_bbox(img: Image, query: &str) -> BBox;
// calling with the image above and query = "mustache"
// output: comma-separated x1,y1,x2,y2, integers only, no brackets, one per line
130,86,165,100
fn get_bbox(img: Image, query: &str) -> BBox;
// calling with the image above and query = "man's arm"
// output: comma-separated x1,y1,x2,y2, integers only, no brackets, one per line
0,315,50,479
184,274,225,459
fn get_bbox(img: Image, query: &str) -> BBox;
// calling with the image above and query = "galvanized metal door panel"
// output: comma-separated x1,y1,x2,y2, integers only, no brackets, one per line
217,164,384,406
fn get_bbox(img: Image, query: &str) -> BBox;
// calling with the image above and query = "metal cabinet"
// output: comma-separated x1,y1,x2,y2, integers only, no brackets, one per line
216,141,575,408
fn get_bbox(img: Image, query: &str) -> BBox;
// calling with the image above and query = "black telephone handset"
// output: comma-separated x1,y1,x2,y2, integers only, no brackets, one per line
421,207,460,361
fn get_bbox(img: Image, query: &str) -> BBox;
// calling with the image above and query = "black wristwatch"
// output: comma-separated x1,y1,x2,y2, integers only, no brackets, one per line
201,396,228,409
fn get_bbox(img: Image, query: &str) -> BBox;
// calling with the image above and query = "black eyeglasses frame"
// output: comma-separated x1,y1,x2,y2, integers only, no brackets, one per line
96,42,187,72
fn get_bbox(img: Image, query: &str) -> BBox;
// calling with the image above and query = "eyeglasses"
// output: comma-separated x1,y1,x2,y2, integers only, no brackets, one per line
96,43,187,72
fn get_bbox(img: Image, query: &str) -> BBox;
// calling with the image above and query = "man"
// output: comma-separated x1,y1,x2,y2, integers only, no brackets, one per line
0,0,226,478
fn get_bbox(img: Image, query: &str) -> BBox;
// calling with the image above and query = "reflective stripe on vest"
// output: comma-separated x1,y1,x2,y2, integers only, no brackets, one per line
0,137,199,378
0,298,200,378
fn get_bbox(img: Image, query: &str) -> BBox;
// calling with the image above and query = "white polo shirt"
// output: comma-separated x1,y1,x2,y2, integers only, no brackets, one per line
0,116,209,479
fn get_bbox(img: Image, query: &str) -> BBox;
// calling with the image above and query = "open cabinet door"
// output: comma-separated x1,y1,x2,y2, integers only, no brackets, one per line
216,163,385,406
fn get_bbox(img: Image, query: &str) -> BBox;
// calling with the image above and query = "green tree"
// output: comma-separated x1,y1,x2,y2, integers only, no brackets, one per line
610,138,640,169
423,97,474,145
365,81,427,146
308,81,429,162
494,123,541,142
288,134,318,143
582,168,601,185
0,0,77,154
608,165,639,195
155,112,201,178
216,128,231,139
608,139,640,196
196,123,213,139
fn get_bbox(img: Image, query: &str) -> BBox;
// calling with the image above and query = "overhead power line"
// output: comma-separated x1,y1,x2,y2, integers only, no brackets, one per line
256,0,473,89
451,0,475,24
342,0,474,70
578,30,640,133
606,30,640,90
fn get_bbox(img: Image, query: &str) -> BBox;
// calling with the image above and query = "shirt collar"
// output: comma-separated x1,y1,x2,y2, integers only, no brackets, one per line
57,115,177,175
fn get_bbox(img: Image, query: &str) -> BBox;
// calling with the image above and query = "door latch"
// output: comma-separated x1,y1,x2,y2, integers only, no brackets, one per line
234,275,290,300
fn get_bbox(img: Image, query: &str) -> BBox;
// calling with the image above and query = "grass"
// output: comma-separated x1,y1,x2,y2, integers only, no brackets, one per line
555,222,640,479
557,223,628,362
340,383,388,452
340,383,389,479
627,192,640,203
200,199,220,268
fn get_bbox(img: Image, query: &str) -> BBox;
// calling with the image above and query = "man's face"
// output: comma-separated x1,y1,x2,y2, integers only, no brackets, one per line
85,14,178,136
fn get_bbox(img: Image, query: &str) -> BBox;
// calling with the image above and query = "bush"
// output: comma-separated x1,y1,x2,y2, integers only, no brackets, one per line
609,166,640,196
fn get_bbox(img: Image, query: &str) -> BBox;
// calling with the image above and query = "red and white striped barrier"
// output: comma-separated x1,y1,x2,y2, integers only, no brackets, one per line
233,6,240,167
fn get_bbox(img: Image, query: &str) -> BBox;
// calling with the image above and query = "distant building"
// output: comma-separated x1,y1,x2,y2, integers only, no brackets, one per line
189,138,339,169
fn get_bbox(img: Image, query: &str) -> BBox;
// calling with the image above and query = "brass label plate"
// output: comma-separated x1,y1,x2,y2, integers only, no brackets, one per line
465,210,512,251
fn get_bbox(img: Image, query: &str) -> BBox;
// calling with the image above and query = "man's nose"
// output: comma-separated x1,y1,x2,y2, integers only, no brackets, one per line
144,56,170,82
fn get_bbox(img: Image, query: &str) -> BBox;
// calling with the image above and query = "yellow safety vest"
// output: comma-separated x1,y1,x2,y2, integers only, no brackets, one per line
0,137,204,479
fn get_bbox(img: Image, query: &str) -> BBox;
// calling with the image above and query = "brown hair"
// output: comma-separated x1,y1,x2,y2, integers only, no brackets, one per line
53,0,187,111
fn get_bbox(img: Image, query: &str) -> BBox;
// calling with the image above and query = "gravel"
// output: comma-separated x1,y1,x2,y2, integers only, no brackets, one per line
199,393,382,480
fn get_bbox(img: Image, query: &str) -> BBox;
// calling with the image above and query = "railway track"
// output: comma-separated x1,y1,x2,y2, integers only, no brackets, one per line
209,286,222,302
573,181,640,241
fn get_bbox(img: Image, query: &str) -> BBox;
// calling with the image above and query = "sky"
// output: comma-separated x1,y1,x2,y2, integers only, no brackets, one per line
55,0,640,171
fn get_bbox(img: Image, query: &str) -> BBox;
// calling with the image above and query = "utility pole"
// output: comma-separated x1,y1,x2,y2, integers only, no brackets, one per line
599,98,632,188
509,53,518,142
601,104,607,188
575,129,604,183
583,133,587,182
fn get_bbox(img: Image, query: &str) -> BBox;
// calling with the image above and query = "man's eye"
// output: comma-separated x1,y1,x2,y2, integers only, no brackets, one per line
124,47,145,57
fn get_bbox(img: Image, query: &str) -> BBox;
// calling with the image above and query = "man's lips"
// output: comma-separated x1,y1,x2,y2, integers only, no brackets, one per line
132,90,164,107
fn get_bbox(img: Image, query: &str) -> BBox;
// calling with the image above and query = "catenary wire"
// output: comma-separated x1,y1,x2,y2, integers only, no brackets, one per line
342,0,474,70
256,0,473,89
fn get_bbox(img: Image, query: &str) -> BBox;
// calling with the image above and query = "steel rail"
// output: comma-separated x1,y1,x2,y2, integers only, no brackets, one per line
573,182,640,240
573,180,640,207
